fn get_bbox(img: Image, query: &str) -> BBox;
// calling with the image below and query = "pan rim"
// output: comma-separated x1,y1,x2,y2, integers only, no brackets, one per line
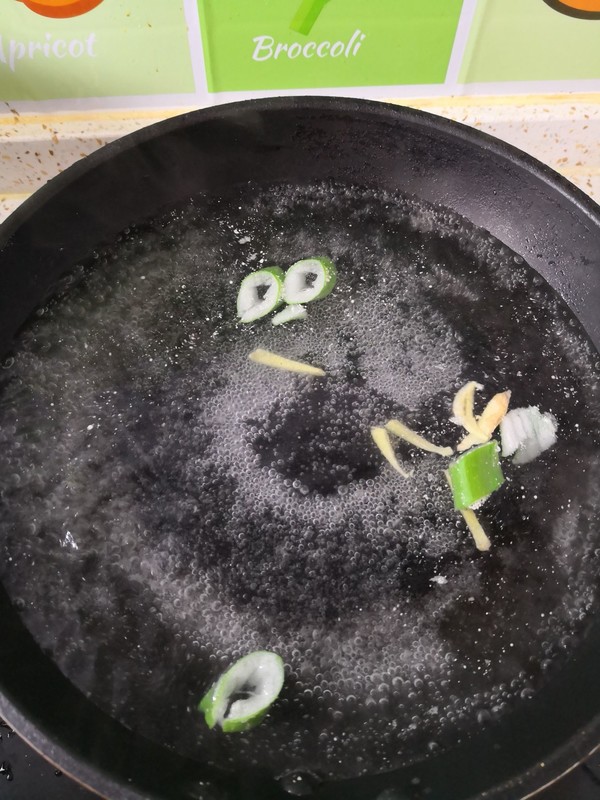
0,94,599,800
2,96,600,247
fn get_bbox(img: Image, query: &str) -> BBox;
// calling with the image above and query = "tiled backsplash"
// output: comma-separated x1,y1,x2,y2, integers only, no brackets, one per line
2,1,600,110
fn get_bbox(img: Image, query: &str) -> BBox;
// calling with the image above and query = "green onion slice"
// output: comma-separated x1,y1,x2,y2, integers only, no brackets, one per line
199,651,284,734
447,441,504,510
237,267,284,323
283,257,337,305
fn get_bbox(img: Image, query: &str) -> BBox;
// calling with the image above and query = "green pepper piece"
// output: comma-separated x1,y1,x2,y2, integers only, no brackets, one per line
447,441,504,510
198,651,284,734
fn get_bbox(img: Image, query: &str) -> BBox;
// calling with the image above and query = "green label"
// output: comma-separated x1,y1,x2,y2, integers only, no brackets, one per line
460,0,600,82
198,0,464,92
0,0,195,101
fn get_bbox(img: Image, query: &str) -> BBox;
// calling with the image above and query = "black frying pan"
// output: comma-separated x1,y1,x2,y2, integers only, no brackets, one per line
0,97,599,800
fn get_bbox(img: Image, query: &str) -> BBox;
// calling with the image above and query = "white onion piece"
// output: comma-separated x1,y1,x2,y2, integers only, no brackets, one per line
500,406,558,465
271,304,307,326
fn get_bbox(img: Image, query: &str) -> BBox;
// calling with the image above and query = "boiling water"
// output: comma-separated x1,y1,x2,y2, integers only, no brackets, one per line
0,181,599,778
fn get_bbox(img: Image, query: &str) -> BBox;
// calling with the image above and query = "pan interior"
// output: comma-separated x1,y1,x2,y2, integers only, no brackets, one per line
0,180,599,781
